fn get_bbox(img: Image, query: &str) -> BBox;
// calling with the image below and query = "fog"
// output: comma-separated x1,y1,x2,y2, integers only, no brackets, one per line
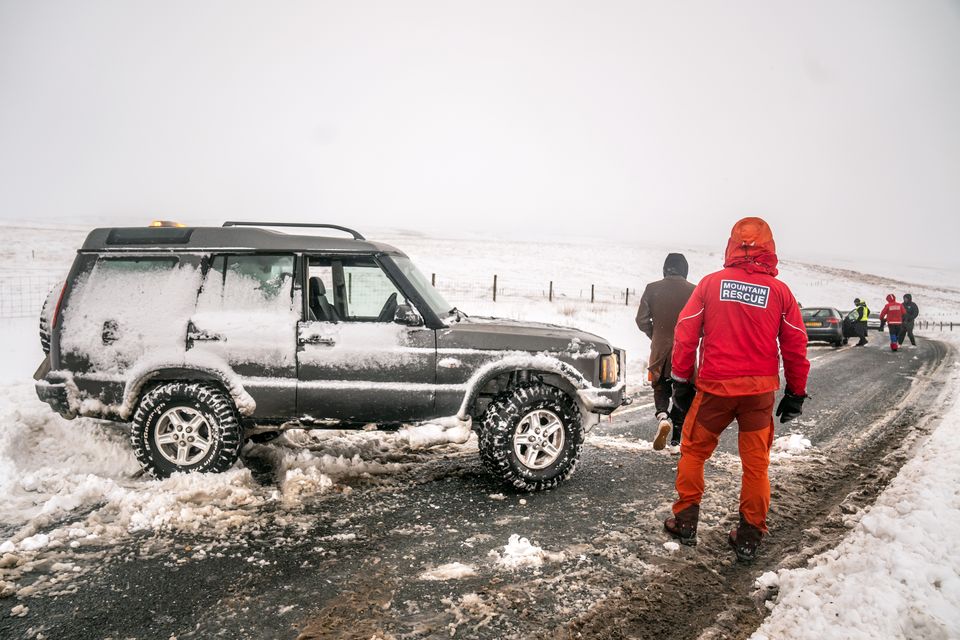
1,0,958,267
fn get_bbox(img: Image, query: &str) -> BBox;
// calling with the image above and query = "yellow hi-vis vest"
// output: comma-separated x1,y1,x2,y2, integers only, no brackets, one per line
857,304,870,321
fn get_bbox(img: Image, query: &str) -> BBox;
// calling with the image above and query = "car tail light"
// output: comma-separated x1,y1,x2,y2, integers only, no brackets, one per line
827,317,840,325
51,283,67,329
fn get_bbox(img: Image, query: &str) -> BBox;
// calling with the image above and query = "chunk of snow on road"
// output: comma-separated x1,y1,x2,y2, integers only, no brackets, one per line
398,420,471,448
487,493,506,501
420,562,477,581
589,435,654,452
489,534,564,569
18,534,49,551
663,541,680,553
770,433,813,461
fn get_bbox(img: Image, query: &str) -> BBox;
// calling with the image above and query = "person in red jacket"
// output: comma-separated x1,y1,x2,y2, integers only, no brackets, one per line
664,217,810,561
879,294,905,352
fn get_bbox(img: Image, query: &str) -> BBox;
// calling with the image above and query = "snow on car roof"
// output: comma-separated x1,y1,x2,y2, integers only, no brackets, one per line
80,226,406,255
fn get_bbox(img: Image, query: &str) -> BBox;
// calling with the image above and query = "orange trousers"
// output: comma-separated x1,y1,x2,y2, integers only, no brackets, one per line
672,391,776,532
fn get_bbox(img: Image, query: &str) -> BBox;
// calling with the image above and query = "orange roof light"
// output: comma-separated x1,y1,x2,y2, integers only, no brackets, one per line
149,220,186,228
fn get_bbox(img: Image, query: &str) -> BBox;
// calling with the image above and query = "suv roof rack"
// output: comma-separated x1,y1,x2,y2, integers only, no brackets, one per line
222,221,366,241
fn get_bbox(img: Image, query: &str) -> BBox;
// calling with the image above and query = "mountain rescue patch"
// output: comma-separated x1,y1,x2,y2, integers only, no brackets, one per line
719,280,770,308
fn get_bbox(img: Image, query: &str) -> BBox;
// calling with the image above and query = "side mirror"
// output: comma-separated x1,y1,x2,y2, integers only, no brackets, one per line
394,304,423,327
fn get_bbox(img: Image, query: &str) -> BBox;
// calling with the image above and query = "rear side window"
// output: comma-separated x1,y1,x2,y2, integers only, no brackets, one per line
198,254,296,311
59,256,201,371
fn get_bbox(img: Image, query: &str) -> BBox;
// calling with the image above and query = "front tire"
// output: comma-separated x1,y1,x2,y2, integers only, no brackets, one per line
131,382,242,478
478,383,583,492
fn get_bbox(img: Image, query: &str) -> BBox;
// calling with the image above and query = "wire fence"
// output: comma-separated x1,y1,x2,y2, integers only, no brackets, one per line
0,275,61,319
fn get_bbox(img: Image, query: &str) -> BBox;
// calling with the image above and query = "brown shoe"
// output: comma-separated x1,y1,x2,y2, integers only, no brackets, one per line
664,504,699,546
728,515,763,562
653,413,672,451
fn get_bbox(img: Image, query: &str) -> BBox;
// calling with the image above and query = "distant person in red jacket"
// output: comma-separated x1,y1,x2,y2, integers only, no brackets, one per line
664,217,810,562
879,294,905,351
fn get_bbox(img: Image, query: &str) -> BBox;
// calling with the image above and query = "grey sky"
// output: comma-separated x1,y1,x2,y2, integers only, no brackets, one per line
1,1,959,266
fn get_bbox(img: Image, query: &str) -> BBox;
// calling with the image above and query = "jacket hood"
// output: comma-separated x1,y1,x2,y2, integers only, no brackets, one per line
723,217,778,276
903,293,912,302
663,253,689,278
886,294,896,303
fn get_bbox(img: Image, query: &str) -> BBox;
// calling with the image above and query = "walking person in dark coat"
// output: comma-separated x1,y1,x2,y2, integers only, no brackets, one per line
898,293,920,347
636,253,696,450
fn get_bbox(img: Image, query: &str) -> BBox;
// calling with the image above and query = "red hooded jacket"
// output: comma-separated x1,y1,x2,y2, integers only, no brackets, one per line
880,295,905,325
672,218,810,397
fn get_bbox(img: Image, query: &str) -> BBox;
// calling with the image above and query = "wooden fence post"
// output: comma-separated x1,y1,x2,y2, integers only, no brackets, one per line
431,273,436,286
625,288,630,306
493,275,497,302
549,281,553,302
591,284,595,303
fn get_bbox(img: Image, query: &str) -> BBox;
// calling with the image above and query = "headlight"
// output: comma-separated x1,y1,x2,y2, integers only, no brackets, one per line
599,353,619,385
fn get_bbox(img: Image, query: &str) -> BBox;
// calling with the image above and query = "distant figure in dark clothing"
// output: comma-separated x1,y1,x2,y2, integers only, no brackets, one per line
898,293,919,347
636,253,696,450
853,298,870,346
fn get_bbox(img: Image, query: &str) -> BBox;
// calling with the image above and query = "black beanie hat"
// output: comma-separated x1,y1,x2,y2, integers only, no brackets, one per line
663,253,689,278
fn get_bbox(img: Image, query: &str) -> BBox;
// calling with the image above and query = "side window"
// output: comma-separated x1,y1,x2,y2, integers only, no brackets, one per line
341,261,403,320
305,256,405,322
199,254,295,311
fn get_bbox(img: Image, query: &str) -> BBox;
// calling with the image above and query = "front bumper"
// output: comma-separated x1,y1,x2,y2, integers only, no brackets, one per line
577,381,627,414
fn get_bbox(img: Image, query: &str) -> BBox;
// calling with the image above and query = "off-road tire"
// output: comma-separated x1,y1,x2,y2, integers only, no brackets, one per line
39,282,62,355
131,382,242,478
478,383,583,492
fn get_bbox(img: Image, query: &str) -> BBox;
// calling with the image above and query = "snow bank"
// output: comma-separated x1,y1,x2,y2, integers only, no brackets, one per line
752,355,960,640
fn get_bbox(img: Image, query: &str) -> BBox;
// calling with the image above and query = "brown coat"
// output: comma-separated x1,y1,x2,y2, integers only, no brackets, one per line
636,275,696,381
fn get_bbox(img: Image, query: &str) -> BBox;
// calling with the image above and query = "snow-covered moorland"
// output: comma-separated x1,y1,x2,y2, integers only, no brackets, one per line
1,223,960,635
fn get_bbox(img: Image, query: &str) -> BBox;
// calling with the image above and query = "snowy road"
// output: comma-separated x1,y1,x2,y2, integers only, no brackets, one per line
0,338,953,640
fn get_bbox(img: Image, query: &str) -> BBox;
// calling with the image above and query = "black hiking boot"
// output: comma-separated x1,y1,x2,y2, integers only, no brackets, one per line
728,516,763,562
664,505,699,546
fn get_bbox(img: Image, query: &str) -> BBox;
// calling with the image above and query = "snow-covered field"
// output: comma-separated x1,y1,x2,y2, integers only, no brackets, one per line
2,223,960,636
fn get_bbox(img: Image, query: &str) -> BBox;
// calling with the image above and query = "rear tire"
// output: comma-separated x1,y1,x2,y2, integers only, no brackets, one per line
131,382,242,478
477,383,583,492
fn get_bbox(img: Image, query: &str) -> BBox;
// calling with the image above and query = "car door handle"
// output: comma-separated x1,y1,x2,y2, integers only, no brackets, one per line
187,322,224,344
102,320,119,345
299,335,336,346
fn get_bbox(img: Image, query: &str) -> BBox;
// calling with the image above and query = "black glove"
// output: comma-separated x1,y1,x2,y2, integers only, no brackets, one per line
671,378,696,414
776,391,806,423
878,322,885,332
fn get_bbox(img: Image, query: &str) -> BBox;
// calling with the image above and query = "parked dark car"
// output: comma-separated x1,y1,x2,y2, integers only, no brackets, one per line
35,222,627,491
802,307,845,346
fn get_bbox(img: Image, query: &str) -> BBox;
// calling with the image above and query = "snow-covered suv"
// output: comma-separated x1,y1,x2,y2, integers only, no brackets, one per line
35,223,626,490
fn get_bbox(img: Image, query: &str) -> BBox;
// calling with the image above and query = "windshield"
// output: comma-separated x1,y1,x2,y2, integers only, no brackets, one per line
390,256,453,318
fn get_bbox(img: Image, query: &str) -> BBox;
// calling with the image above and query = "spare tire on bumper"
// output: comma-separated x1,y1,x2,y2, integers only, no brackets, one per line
478,383,583,492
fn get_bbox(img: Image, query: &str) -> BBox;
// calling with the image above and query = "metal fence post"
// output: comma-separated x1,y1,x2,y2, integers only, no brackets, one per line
493,275,497,302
